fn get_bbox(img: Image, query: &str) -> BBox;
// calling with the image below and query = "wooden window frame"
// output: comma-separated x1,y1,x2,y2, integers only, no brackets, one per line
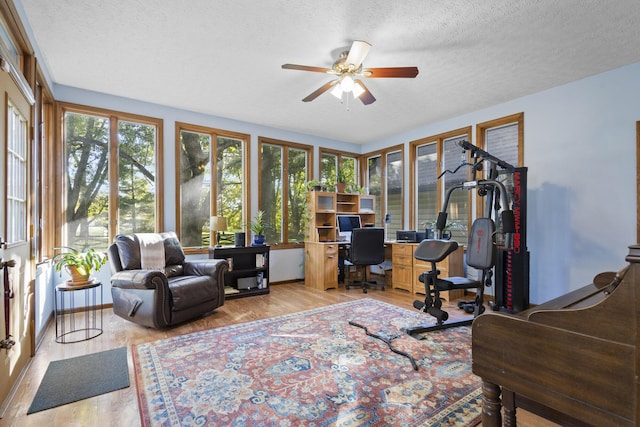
318,147,360,186
362,144,404,229
174,122,250,253
258,136,313,249
409,127,472,232
55,102,164,247
475,112,524,218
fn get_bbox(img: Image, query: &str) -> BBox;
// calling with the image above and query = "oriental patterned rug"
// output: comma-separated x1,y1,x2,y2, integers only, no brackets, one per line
132,299,481,426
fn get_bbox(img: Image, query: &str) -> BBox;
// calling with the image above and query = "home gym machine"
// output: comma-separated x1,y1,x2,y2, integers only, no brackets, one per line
404,141,529,337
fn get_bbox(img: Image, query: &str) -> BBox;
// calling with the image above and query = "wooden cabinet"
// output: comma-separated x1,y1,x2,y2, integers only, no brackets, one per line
307,191,336,242
210,245,270,299
391,243,464,301
391,243,414,292
304,242,339,290
335,193,375,227
305,191,377,290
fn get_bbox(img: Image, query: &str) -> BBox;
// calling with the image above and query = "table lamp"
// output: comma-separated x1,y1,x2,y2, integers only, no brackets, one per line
210,216,227,247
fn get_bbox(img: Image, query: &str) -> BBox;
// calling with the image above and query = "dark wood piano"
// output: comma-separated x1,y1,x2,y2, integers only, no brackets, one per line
472,244,639,426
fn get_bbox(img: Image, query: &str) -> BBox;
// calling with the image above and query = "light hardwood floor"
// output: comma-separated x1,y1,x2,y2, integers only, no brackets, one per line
0,281,557,426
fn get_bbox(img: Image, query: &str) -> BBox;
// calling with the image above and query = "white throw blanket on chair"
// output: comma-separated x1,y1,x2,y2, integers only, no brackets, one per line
136,233,165,270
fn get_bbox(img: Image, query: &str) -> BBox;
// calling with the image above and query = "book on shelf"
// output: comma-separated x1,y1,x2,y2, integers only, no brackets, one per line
224,286,240,295
256,253,264,268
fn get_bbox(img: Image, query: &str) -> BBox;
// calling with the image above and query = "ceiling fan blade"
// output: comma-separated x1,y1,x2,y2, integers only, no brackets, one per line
302,79,339,102
345,40,371,68
363,67,419,78
282,64,333,73
354,80,376,105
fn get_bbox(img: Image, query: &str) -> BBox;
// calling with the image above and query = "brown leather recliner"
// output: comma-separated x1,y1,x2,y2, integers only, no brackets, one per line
108,232,228,328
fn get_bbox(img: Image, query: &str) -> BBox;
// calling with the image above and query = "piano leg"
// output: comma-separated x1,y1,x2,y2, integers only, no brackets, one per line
481,381,503,427
502,388,517,427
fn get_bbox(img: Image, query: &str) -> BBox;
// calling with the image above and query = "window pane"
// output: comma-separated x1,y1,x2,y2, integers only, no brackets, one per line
443,135,470,244
179,130,211,247
63,112,110,249
367,156,382,227
485,123,518,168
118,120,157,235
287,148,307,243
320,152,337,187
6,101,27,243
216,136,244,245
261,144,283,243
416,142,438,232
386,151,402,239
340,156,357,188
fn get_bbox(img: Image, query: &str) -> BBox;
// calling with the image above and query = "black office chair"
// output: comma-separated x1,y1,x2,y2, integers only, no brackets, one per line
345,227,386,293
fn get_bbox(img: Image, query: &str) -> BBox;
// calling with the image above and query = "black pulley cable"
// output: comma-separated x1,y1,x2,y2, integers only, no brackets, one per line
349,320,418,370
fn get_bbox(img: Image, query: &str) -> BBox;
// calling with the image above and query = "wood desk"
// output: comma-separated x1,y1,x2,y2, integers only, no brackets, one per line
390,242,464,300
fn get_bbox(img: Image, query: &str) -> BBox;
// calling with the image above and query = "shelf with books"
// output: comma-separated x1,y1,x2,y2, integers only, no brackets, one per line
209,245,270,299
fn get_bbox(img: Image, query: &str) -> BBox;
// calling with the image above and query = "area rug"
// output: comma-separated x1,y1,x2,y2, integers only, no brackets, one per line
28,347,129,414
133,299,481,426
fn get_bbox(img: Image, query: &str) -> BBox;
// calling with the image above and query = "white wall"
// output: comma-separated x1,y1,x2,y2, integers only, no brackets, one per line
54,61,640,305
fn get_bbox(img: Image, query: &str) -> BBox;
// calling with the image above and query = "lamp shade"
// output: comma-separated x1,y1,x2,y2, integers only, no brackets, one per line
210,216,227,231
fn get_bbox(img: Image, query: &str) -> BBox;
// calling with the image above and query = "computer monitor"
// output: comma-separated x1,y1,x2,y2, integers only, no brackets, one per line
337,215,362,241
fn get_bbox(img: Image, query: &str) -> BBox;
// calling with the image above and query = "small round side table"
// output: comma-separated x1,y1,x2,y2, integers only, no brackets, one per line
54,280,103,344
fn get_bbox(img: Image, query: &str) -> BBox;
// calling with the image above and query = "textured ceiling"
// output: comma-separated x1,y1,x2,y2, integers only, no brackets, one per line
20,0,640,144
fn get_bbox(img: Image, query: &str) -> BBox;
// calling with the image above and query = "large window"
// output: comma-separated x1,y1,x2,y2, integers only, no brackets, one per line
319,149,358,191
410,128,472,245
6,99,28,244
259,137,312,247
60,104,163,250
476,113,524,219
176,123,249,249
364,145,404,240
410,115,523,246
477,113,523,169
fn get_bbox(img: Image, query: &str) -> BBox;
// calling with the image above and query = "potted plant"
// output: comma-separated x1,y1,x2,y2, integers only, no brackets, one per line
249,210,266,246
336,168,347,193
52,246,107,285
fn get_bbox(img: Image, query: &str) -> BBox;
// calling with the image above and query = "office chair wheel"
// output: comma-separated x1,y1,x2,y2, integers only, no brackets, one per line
363,288,367,294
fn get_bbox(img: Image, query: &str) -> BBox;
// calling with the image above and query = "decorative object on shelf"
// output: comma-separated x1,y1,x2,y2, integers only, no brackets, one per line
336,168,347,193
210,216,227,247
233,232,245,247
306,179,325,191
52,246,107,285
249,210,266,246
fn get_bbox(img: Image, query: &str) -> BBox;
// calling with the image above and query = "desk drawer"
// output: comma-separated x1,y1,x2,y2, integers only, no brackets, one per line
392,264,413,292
393,253,413,266
324,244,339,258
393,243,414,257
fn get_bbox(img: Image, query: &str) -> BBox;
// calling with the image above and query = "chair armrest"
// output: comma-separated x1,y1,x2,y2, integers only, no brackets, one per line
183,259,229,278
110,269,167,290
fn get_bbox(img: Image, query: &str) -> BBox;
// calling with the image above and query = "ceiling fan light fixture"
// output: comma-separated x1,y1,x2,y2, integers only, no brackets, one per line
340,74,355,92
330,84,343,99
352,82,365,98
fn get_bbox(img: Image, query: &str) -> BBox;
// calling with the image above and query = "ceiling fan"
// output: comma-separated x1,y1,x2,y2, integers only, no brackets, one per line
282,40,419,105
